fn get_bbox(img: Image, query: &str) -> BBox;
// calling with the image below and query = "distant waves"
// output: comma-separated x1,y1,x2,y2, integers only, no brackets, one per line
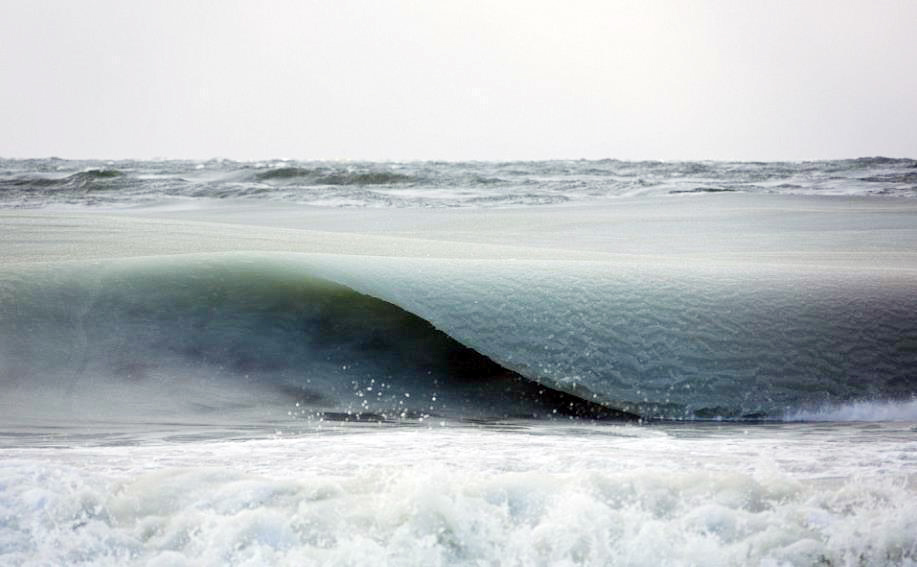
1,157,916,208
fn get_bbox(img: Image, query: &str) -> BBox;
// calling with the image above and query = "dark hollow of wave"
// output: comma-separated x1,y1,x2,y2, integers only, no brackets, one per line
0,258,637,424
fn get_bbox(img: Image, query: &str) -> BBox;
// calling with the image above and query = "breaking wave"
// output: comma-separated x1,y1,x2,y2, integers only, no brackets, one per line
2,253,915,423
0,256,632,425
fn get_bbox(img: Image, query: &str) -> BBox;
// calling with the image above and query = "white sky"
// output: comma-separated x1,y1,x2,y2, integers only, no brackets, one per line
1,0,916,161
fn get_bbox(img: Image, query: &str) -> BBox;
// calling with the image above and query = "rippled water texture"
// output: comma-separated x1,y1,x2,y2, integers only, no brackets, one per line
2,156,916,208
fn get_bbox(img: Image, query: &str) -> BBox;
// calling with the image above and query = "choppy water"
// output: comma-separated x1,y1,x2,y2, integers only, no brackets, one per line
1,156,916,208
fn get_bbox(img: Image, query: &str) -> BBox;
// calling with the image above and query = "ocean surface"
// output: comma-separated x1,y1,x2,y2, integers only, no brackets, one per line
2,157,916,209
1,158,916,566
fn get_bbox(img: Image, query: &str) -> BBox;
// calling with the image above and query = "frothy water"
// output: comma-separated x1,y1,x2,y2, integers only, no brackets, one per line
786,398,917,422
2,422,915,566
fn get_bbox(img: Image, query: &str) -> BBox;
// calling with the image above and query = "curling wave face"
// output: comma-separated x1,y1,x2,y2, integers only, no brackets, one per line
1,251,915,423
2,176,917,423
0,256,634,425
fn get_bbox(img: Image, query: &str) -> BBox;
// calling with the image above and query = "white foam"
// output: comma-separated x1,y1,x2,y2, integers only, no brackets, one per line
786,398,917,422
1,423,915,566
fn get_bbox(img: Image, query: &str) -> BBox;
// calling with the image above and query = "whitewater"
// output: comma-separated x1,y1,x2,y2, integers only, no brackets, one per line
1,158,916,566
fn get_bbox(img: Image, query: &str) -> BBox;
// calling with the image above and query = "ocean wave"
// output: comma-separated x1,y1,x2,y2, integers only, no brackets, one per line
2,158,917,208
861,172,917,184
2,251,915,422
253,167,318,180
254,167,415,185
668,187,738,194
0,256,633,424
3,169,126,190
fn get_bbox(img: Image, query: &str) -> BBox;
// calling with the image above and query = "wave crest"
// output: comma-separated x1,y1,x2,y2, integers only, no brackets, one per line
254,167,414,185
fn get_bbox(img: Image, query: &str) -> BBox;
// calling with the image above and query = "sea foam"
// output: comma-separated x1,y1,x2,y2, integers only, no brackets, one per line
2,423,915,566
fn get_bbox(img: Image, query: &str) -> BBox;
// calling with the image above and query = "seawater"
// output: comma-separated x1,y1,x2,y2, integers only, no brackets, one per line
1,156,916,208
2,422,915,566
1,158,916,566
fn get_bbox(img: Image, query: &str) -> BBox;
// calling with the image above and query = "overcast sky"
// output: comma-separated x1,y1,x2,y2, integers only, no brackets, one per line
1,0,915,161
